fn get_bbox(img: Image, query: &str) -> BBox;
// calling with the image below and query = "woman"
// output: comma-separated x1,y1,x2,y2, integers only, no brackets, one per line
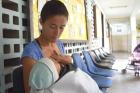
21,1,72,93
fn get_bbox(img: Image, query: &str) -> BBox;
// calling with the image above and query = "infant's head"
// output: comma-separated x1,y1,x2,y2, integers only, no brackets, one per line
29,58,59,90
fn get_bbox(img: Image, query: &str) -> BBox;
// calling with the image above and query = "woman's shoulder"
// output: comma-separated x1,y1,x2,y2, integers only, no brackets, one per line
21,40,42,60
23,40,36,49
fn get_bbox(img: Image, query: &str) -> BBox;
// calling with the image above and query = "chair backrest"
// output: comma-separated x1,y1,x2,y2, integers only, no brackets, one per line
89,51,100,62
101,48,110,55
92,50,102,61
98,48,106,56
13,66,25,93
72,53,89,74
98,48,106,58
82,51,97,72
95,49,106,59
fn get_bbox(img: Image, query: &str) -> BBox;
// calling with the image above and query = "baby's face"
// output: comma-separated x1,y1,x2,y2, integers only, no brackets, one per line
51,58,61,75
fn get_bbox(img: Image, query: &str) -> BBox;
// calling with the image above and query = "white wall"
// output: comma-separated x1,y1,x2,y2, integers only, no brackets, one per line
136,28,140,44
111,23,131,52
96,6,102,38
130,15,137,52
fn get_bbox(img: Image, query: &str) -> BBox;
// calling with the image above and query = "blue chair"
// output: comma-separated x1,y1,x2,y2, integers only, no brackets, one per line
93,49,115,63
13,66,25,93
100,48,115,58
82,51,115,77
89,51,113,69
72,53,112,88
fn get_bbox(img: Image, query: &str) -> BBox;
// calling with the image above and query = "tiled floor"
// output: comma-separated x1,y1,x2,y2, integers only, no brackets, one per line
108,52,140,93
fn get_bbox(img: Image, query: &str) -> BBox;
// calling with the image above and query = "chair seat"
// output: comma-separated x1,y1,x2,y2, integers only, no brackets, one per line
13,66,25,93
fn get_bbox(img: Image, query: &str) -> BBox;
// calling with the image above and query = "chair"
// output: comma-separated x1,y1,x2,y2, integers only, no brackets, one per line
99,48,115,60
82,51,115,77
100,48,115,58
93,49,115,63
89,51,113,69
72,53,112,88
13,66,25,93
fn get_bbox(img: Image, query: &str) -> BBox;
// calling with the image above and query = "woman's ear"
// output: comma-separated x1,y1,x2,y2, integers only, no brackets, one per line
39,18,43,31
39,18,43,25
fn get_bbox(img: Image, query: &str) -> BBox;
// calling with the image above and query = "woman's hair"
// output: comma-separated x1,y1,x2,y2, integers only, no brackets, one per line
41,0,69,23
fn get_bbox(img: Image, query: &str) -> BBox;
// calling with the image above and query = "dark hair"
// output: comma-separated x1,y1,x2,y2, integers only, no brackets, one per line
41,0,69,23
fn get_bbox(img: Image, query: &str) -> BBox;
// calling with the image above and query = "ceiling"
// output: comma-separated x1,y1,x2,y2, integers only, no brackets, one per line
94,0,140,24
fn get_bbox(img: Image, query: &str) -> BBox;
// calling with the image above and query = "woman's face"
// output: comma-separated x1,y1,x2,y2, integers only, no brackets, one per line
41,15,68,42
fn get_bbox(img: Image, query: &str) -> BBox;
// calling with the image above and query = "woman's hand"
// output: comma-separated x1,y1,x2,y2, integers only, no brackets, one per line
50,51,72,64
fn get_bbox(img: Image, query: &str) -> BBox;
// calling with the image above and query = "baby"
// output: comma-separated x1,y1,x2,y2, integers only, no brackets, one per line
29,58,102,93
29,58,59,93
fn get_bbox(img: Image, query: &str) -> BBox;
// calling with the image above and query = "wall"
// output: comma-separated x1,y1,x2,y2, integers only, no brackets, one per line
111,23,131,52
96,6,102,38
95,6,103,49
0,0,30,93
104,19,111,52
108,17,132,52
136,28,140,44
130,15,137,52
93,5,111,52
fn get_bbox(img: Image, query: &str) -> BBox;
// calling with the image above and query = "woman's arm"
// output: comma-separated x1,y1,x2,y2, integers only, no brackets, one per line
51,43,73,64
22,57,36,93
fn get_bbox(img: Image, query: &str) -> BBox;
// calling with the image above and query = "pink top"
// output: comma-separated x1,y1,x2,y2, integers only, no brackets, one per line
133,52,140,60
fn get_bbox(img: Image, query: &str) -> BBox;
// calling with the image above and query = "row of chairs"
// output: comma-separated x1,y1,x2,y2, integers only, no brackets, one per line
13,48,116,93
72,48,116,93
90,48,116,69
